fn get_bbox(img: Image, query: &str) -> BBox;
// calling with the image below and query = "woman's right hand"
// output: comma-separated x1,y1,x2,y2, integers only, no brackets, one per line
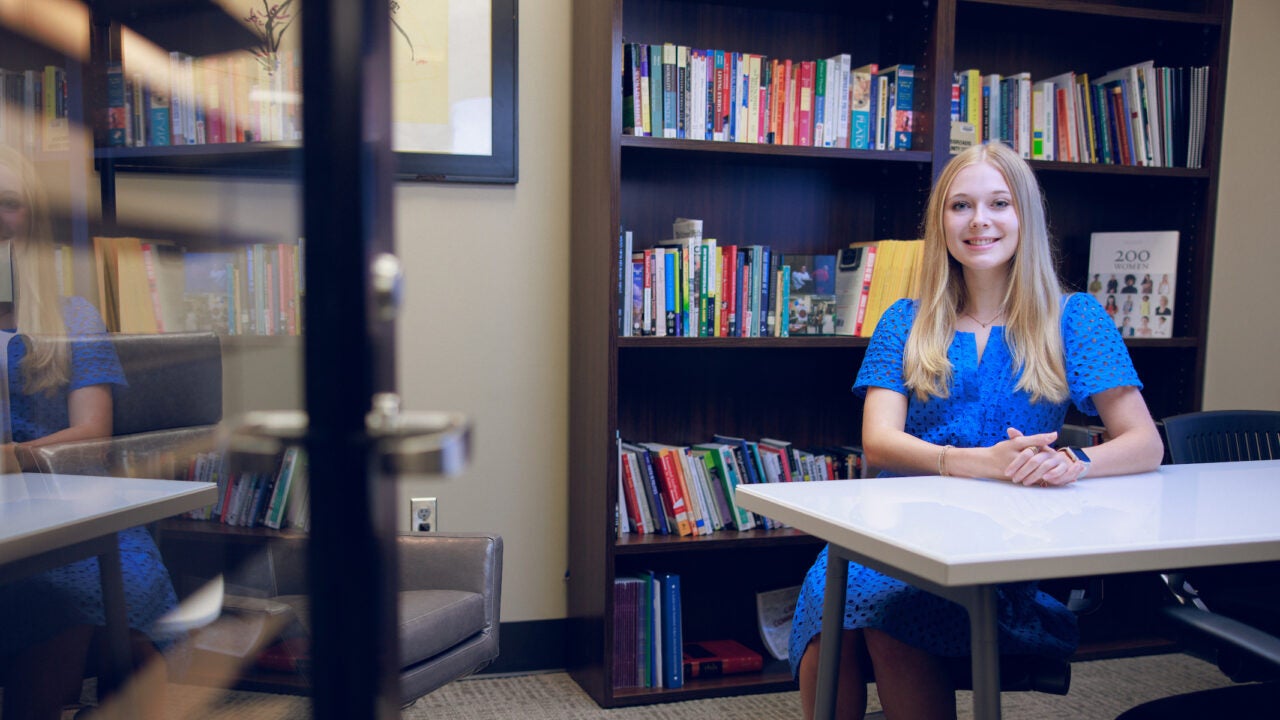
994,428,1069,485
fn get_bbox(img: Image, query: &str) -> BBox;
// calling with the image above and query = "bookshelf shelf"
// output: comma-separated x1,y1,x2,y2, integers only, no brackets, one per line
573,0,1230,708
617,336,870,349
615,527,822,554
965,0,1225,26
95,144,300,176
621,134,933,164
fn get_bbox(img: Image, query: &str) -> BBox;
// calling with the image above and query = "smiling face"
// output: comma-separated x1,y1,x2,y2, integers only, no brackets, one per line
942,161,1020,276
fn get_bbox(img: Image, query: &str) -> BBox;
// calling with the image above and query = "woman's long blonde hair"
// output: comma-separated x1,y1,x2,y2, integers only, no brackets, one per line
903,142,1068,404
0,144,70,394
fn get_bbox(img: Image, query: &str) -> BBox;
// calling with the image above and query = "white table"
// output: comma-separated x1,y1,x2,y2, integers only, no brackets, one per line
735,460,1280,720
0,472,218,692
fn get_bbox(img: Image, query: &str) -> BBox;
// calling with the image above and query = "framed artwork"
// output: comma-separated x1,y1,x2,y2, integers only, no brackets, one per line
391,0,518,183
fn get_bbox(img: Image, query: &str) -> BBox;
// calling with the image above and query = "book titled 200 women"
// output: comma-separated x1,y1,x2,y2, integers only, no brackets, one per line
1087,231,1179,339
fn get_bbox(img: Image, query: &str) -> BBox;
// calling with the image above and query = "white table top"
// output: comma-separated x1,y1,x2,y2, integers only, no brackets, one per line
736,460,1280,587
0,472,218,566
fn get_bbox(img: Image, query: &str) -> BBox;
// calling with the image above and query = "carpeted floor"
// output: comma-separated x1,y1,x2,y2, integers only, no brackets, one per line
148,651,1240,719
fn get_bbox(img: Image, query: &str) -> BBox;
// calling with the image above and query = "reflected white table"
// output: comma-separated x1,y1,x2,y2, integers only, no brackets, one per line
735,460,1280,720
0,472,217,692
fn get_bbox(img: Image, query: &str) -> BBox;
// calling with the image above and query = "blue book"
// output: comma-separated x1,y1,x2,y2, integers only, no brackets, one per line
883,64,915,150
758,246,771,336
649,44,664,141
656,572,684,689
664,250,678,336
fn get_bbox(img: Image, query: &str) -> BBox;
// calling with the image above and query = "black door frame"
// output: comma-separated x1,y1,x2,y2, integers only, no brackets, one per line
302,1,401,717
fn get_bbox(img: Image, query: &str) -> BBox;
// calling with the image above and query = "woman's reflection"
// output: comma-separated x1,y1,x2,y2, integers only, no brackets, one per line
0,144,176,719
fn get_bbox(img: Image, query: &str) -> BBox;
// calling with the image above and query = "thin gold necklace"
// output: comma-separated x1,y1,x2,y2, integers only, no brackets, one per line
963,308,1004,329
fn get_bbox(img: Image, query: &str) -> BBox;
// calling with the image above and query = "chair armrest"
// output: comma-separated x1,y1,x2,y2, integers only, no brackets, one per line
246,532,502,609
397,532,503,595
28,426,219,477
1164,604,1280,671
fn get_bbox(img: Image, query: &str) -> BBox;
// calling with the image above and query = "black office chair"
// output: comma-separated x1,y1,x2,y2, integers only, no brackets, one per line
1117,410,1280,718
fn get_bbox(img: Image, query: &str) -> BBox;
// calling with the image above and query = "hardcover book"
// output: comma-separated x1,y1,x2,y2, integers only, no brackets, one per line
682,639,764,678
1087,231,1178,339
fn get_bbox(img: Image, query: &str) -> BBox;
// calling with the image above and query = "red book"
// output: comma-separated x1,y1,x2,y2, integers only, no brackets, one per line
721,245,737,337
683,639,764,678
1054,87,1071,162
797,60,816,147
619,452,647,533
640,444,693,536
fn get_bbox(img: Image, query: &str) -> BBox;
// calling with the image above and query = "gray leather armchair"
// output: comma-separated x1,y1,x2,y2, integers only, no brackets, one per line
220,531,503,706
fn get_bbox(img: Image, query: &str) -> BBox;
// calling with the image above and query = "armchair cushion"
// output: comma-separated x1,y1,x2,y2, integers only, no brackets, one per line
209,531,502,706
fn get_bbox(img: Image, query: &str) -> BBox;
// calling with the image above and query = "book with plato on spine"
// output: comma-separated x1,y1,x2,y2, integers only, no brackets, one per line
1087,231,1178,339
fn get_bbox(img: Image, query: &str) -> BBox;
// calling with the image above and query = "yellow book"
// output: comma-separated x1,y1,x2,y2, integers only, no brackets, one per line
92,236,120,331
860,240,902,337
112,237,160,333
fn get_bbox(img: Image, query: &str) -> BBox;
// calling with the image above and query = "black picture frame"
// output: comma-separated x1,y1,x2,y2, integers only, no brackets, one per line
394,0,518,184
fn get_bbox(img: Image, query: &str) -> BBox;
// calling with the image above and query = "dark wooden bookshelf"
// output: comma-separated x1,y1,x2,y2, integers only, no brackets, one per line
570,0,1231,708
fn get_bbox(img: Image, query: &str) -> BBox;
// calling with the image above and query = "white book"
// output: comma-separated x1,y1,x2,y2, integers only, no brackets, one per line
983,73,1002,146
1087,231,1179,340
1012,73,1032,158
1136,61,1162,166
834,54,852,148
1042,72,1078,162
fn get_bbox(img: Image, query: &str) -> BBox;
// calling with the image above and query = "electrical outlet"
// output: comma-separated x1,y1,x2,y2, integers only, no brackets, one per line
410,497,438,532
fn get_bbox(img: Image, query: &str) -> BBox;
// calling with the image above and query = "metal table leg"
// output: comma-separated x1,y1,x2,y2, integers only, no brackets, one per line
814,550,849,720
964,584,1002,720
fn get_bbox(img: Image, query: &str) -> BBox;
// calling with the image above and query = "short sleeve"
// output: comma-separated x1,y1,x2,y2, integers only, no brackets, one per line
62,296,126,391
853,299,916,397
1063,293,1141,415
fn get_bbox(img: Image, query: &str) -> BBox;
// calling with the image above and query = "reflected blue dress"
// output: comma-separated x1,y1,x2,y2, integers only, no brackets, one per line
0,297,178,660
788,294,1141,676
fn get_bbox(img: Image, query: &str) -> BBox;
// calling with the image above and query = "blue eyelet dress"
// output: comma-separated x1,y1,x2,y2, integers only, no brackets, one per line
787,293,1142,677
0,296,178,661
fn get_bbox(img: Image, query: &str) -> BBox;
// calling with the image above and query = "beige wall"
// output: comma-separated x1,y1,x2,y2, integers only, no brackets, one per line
394,0,572,623
1203,0,1280,411
113,0,1275,626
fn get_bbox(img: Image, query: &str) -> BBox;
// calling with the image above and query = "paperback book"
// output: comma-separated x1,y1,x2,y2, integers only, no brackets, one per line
1087,231,1178,339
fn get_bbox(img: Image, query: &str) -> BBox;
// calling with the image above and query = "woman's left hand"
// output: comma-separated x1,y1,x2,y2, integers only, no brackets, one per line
1004,428,1084,487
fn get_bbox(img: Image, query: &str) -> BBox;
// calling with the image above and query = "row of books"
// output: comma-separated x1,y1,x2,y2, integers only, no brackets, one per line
618,435,866,538
182,447,309,530
618,220,925,340
951,62,1211,169
105,49,300,149
0,65,71,155
91,236,304,336
622,42,914,152
614,572,767,690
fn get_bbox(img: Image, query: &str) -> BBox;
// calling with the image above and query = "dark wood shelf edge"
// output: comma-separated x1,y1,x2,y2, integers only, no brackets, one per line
610,668,796,706
615,527,824,554
1072,635,1180,662
963,0,1225,26
621,134,931,164
618,336,1199,349
157,518,306,542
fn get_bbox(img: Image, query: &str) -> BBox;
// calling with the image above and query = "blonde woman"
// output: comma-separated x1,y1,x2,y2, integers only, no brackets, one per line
790,143,1164,720
0,145,175,720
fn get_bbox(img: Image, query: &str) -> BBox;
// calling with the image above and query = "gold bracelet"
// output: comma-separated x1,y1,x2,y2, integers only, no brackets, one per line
938,444,955,477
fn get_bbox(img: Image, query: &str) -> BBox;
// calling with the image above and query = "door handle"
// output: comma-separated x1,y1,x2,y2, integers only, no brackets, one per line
223,393,470,475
